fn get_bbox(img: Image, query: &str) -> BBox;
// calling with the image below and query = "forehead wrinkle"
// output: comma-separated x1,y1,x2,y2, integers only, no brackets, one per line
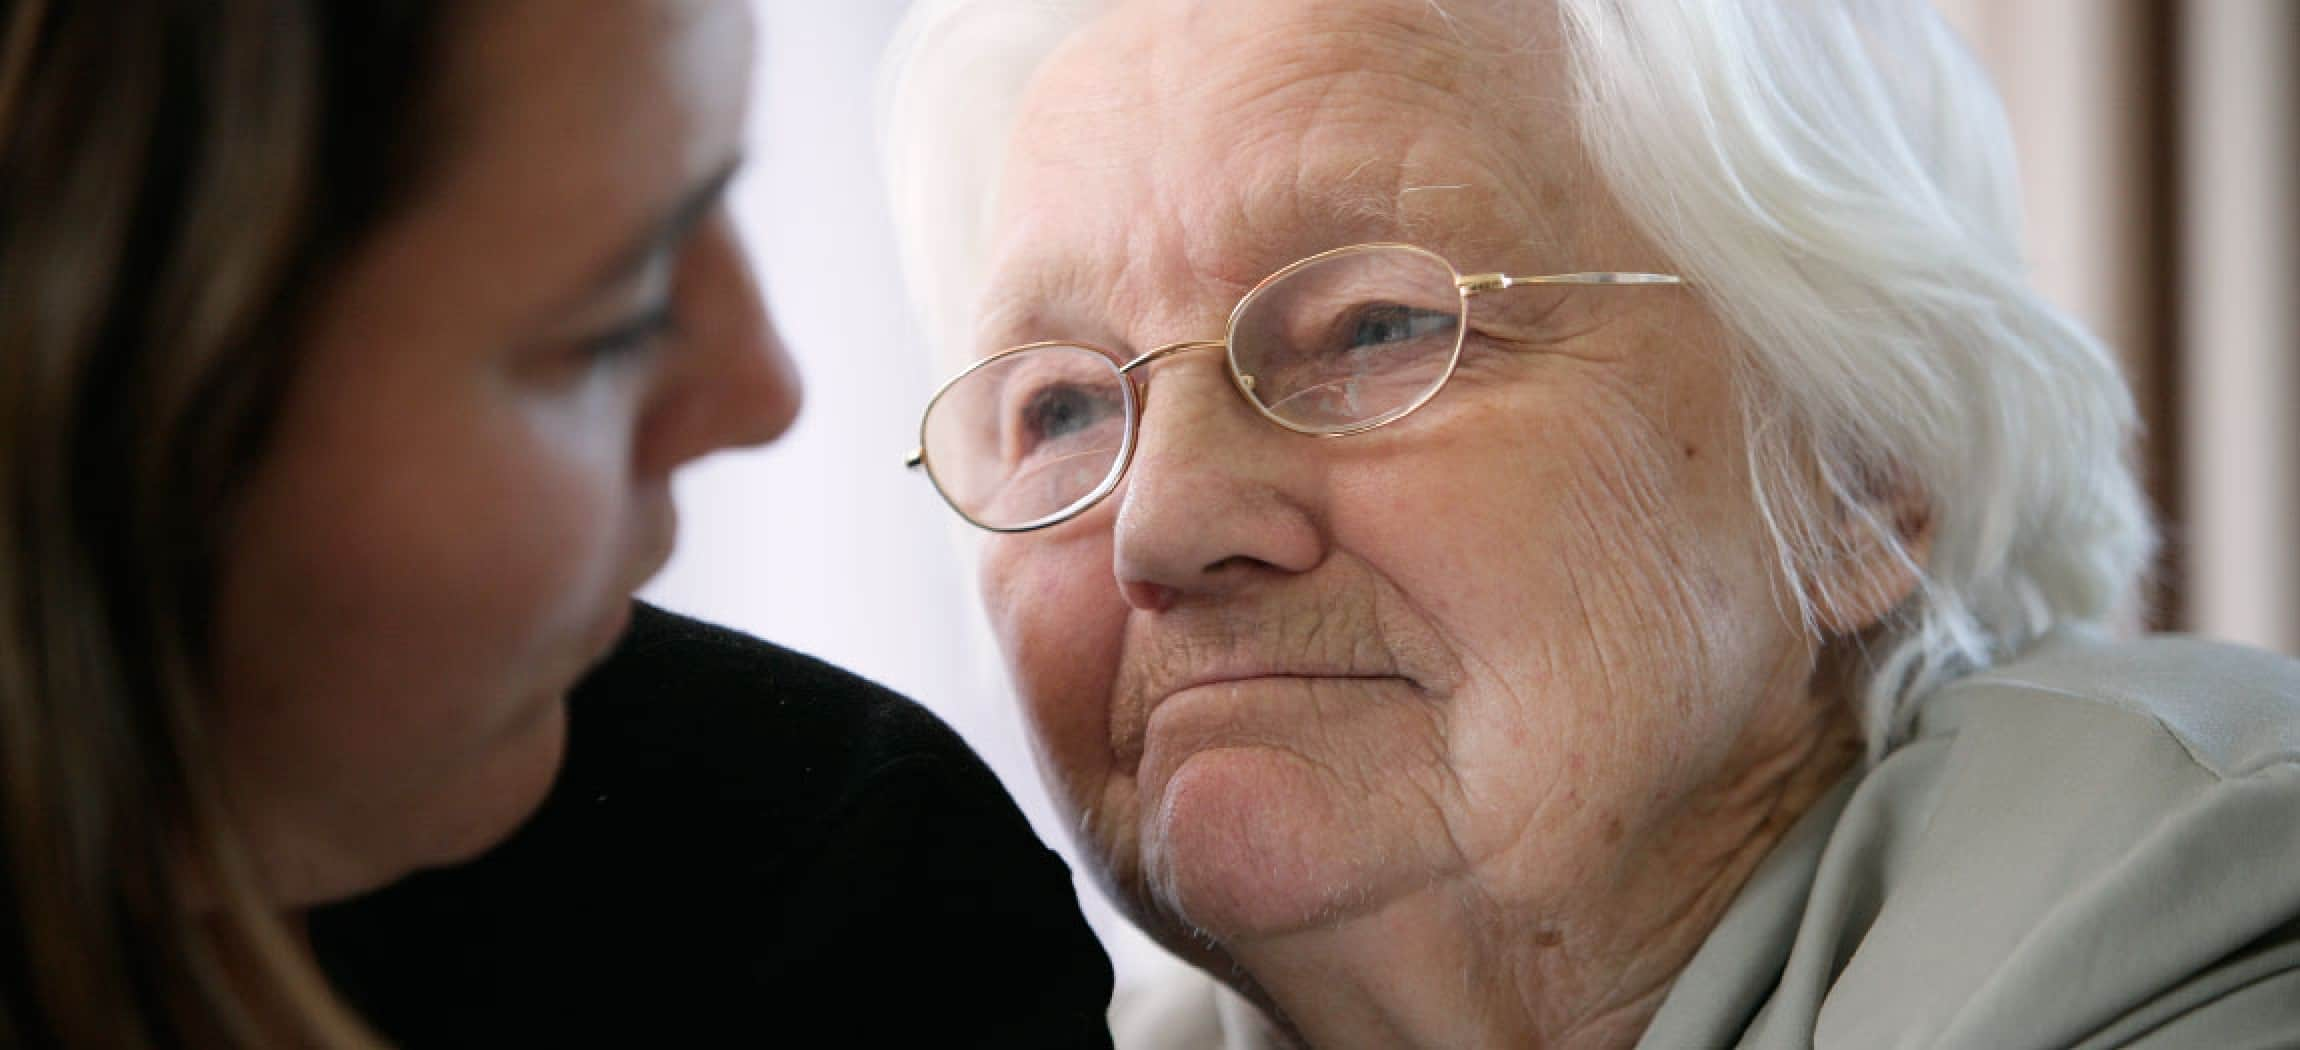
1146,7,1578,268
1394,180,1571,271
1188,85,1563,271
980,152,1570,353
979,166,1560,355
1251,149,1569,274
974,236,1160,353
986,0,1598,349
1062,0,1496,162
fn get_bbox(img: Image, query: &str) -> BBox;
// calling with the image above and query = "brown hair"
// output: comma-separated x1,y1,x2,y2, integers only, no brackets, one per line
1,0,452,1042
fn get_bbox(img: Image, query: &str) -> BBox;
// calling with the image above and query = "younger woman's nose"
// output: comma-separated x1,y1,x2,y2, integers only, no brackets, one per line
641,218,803,477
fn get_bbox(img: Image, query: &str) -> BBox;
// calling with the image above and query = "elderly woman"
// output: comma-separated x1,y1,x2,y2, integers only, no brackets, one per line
885,0,2300,1047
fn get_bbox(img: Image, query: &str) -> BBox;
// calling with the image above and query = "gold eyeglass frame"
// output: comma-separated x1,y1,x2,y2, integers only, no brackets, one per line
905,242,1682,532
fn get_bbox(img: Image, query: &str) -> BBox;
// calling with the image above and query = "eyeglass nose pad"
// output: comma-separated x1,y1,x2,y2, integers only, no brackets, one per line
1120,339,1230,376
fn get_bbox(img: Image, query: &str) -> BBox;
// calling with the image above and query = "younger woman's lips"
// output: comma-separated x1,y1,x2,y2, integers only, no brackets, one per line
590,509,677,658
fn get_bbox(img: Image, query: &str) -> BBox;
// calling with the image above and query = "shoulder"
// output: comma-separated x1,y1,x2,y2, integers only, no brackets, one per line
570,600,976,789
567,602,971,782
562,604,1116,1044
1811,630,2300,1048
1939,628,2300,778
317,605,1115,1047
543,603,1031,882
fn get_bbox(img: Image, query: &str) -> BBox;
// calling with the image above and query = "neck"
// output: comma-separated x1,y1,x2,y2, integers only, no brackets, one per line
1215,679,1862,1049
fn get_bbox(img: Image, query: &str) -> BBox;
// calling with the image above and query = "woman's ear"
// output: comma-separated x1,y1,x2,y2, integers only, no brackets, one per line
1804,464,1934,636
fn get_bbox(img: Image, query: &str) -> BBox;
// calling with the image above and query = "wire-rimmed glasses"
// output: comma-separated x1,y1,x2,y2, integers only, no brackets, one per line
906,242,1681,532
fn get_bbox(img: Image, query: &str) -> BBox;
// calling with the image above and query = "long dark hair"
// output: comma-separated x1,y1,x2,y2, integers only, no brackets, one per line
1,1,451,1041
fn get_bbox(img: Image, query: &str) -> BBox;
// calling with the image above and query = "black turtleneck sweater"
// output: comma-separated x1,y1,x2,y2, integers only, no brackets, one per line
311,603,1115,1048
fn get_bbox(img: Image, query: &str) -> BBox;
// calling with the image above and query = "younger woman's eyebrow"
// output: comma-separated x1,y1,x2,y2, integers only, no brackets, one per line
567,154,747,303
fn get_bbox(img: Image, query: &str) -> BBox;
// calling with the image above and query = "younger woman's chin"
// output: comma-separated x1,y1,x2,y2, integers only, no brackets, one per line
421,695,571,872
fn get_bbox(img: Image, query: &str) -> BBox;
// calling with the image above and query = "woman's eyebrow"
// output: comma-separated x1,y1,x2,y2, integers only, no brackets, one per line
567,154,747,303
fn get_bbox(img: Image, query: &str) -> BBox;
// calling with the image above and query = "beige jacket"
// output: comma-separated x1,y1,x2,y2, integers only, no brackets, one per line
1113,631,2300,1049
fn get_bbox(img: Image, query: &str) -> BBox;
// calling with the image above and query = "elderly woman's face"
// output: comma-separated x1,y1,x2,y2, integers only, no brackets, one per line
978,0,1835,956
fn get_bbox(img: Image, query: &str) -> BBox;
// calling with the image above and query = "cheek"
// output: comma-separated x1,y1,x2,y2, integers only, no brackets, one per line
353,456,607,661
981,532,1126,811
212,379,644,881
239,401,627,690
1392,376,1766,677
1334,385,1787,868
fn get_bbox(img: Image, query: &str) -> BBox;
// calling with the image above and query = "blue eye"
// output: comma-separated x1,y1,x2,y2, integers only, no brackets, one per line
1346,304,1456,350
1020,382,1116,444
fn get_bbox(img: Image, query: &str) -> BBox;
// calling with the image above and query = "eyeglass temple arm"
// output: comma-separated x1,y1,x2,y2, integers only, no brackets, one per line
1457,271,1683,295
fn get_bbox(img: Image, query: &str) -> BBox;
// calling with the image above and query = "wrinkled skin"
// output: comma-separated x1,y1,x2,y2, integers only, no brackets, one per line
972,0,1901,1045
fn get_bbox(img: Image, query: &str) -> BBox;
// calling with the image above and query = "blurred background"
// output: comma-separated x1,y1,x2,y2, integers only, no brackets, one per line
645,0,2299,988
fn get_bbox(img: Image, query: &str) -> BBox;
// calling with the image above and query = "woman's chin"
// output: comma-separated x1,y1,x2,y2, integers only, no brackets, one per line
1138,746,1407,942
422,696,570,871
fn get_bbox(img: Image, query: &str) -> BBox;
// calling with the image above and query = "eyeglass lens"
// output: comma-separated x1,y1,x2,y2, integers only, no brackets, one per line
921,244,1467,530
1229,244,1465,433
920,343,1135,530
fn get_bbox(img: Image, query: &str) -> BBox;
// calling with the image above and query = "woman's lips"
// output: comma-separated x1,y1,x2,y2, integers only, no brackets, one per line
1103,569,1468,771
1117,670,1422,769
585,510,679,662
1155,671,1420,717
630,501,679,592
586,595,637,658
1170,670,1411,693
1127,672,1424,783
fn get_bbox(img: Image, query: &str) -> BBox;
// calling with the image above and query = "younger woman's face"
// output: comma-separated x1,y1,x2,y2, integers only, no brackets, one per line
211,0,797,907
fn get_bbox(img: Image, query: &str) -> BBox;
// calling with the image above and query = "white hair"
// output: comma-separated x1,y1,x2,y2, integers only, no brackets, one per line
880,0,2158,759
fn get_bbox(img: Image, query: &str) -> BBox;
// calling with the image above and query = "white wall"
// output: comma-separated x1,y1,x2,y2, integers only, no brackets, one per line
641,0,1172,988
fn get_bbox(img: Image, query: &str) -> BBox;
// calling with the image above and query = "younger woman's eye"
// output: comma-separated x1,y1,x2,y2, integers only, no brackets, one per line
576,303,676,365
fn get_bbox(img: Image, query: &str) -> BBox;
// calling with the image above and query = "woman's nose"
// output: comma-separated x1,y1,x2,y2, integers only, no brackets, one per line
1110,358,1325,611
640,218,803,477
